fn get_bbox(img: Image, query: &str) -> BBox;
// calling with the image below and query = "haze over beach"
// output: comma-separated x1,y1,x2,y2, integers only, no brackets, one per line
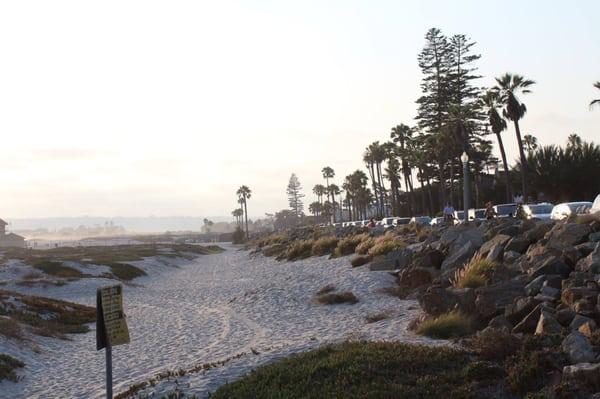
2,2,600,399
0,0,598,219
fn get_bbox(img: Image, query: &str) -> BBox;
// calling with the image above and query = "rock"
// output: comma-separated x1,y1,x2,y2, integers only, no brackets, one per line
570,315,595,331
505,236,531,254
546,222,592,249
562,363,600,392
530,256,571,279
573,299,596,316
410,247,444,269
475,280,525,320
488,314,513,330
478,234,511,257
439,226,484,253
441,241,477,271
513,303,554,334
526,242,562,268
524,221,554,243
543,275,563,289
540,285,561,300
590,232,600,243
535,311,562,335
504,250,521,263
562,287,599,307
563,272,593,290
398,267,436,290
486,243,504,263
386,248,413,269
576,242,598,257
418,287,459,316
525,275,546,296
497,224,520,237
576,242,600,274
578,321,597,338
556,308,577,326
369,258,396,271
505,296,542,324
562,331,595,364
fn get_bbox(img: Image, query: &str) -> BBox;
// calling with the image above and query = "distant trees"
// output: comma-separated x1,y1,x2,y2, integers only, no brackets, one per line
286,173,305,219
236,185,251,239
231,208,243,226
482,91,511,202
494,73,535,200
591,82,600,109
523,134,538,152
202,218,214,233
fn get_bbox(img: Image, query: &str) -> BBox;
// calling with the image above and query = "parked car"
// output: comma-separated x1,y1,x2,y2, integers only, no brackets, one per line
430,216,444,226
551,201,593,220
493,203,518,218
453,210,466,223
395,217,411,226
381,217,396,228
522,203,554,220
410,216,432,225
468,208,486,221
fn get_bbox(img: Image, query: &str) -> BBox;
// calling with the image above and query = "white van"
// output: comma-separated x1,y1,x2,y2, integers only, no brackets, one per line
551,202,593,220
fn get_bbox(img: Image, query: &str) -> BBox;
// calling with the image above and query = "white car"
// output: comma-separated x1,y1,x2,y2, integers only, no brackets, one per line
468,209,486,221
493,203,518,218
551,201,593,220
410,216,432,225
430,216,444,226
523,203,554,220
592,194,600,214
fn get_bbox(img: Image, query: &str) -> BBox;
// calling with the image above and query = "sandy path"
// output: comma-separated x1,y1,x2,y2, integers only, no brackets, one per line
1,245,438,398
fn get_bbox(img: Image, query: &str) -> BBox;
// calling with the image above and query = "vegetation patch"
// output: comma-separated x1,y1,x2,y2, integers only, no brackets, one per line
315,291,358,305
0,354,24,382
311,236,338,256
212,341,502,399
367,238,406,257
334,234,368,257
416,311,474,339
32,260,86,279
365,311,390,323
355,237,375,255
104,262,147,281
285,240,315,261
452,256,498,289
0,316,23,340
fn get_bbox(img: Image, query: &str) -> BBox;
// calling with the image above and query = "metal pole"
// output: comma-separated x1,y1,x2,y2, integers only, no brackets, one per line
463,161,469,223
106,344,113,399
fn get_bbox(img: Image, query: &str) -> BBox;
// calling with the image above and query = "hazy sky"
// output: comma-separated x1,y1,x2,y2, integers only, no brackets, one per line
1,0,598,218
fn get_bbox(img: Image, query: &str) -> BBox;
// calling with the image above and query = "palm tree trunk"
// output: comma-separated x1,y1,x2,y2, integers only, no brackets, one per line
496,132,512,202
243,199,249,239
514,120,528,200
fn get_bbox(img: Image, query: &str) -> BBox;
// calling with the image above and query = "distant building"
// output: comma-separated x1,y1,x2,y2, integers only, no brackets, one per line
0,219,26,248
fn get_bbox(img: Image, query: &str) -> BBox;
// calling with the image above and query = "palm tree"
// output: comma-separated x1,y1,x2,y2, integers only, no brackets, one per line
312,184,327,205
362,146,380,213
523,134,538,152
327,184,341,222
322,166,335,203
236,185,251,239
308,201,323,223
567,133,583,150
482,90,511,202
590,82,600,109
391,124,414,214
494,73,535,200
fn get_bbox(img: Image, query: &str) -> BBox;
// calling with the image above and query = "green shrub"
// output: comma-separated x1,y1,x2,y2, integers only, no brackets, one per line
212,341,501,399
316,291,358,305
367,238,406,257
32,260,85,279
311,236,338,256
355,237,375,255
466,327,521,360
350,255,370,267
285,240,314,261
0,354,24,382
416,311,474,339
334,234,368,257
452,256,498,289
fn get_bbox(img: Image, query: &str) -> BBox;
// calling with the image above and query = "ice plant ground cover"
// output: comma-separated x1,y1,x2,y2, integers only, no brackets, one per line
0,244,439,398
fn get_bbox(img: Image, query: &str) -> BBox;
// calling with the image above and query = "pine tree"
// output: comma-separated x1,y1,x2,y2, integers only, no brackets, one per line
286,173,305,219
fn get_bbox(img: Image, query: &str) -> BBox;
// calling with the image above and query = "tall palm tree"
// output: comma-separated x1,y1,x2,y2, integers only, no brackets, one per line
391,124,414,214
236,185,251,239
312,184,327,205
494,73,535,200
362,147,380,212
567,133,583,150
322,166,335,202
523,134,538,152
590,82,600,109
482,90,511,202
327,184,341,222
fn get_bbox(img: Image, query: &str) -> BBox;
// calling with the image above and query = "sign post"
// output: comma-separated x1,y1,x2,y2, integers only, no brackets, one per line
97,285,130,399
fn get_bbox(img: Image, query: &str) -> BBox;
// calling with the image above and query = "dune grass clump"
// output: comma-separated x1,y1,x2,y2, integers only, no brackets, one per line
0,354,24,382
311,236,339,256
105,262,147,281
0,317,23,340
316,291,358,305
334,234,368,257
365,311,391,323
367,233,406,257
355,237,375,255
32,260,86,279
350,255,371,267
285,240,315,261
416,311,474,339
212,341,502,399
451,256,498,289
255,233,287,248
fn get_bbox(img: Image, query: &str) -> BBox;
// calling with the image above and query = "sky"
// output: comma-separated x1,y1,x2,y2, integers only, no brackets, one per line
0,0,599,219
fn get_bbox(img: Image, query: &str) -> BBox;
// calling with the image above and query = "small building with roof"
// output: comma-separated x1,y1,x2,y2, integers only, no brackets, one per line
0,219,26,248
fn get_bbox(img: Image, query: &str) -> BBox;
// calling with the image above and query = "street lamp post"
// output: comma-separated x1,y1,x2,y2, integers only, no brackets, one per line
461,151,470,224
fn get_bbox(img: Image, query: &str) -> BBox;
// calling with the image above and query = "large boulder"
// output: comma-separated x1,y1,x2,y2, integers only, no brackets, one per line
562,287,599,307
385,248,413,269
397,267,437,290
478,234,511,257
562,331,595,364
475,280,525,320
505,296,542,324
441,241,478,272
418,287,459,316
535,311,562,335
545,222,592,249
525,275,546,296
505,236,531,254
576,242,600,274
563,363,600,392
513,303,554,334
410,246,444,269
529,256,571,279
524,220,554,243
439,226,484,253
